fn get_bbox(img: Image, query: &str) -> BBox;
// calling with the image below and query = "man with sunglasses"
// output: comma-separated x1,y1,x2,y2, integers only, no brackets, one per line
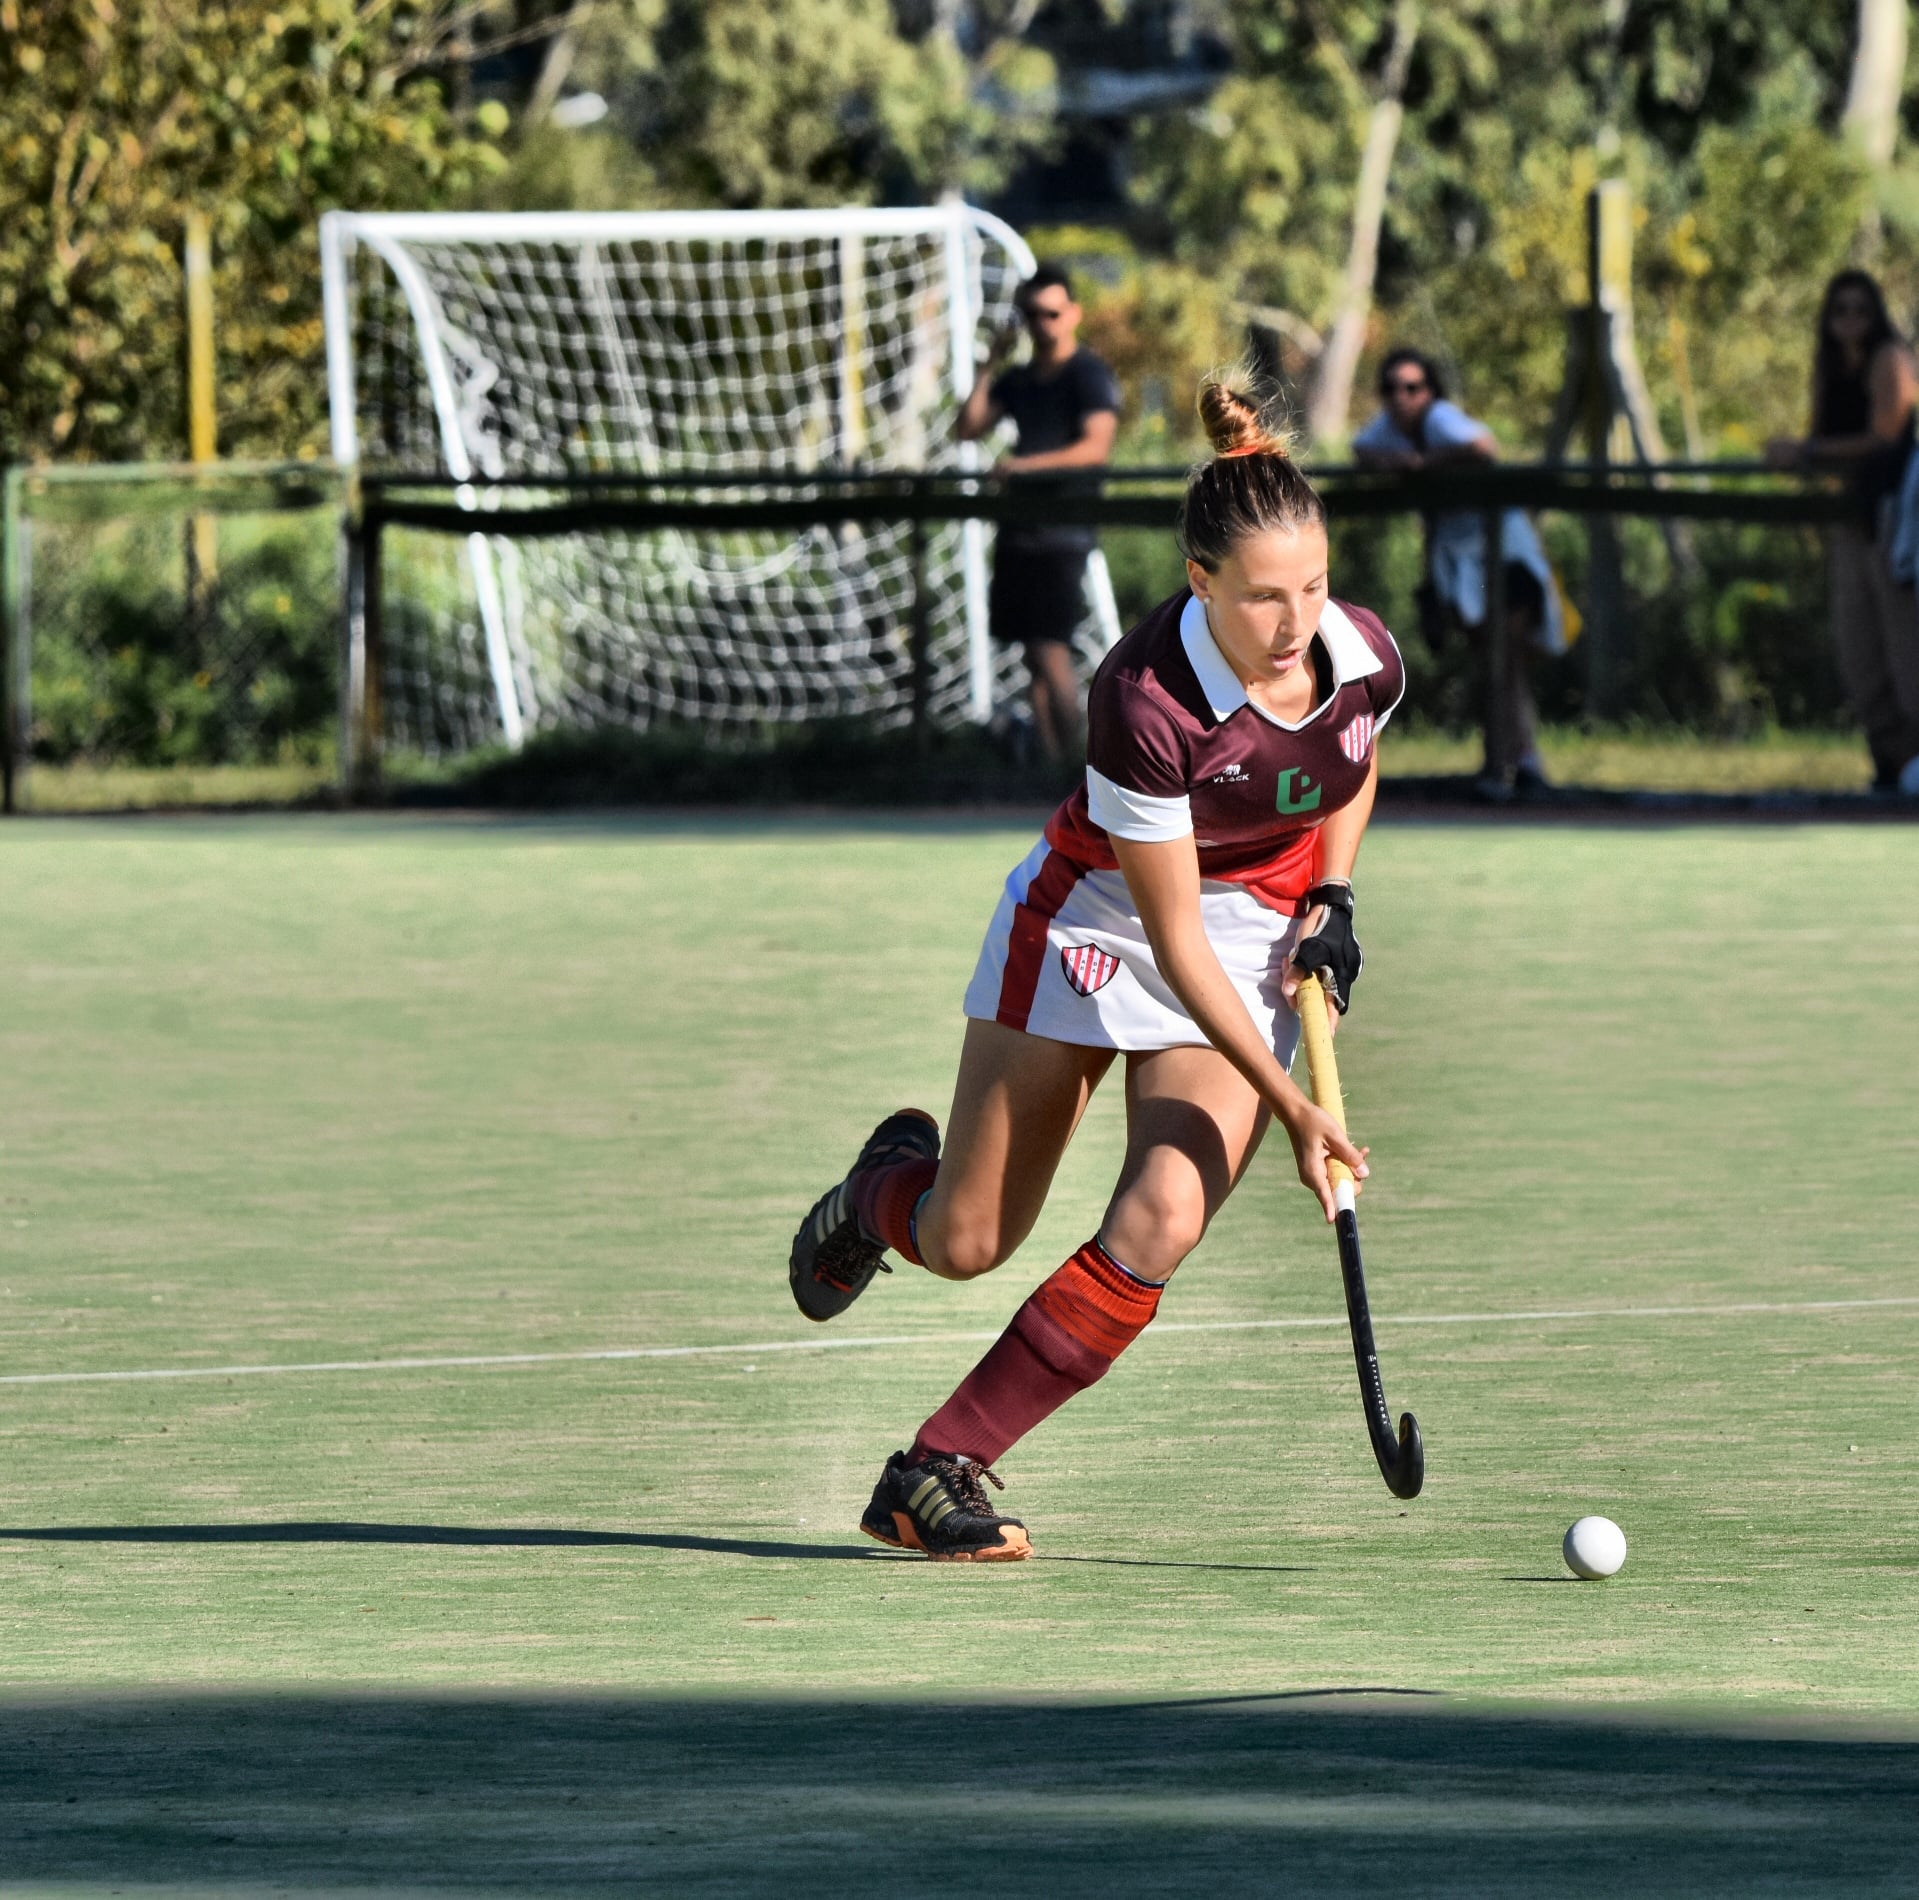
959,263,1121,763
1354,347,1565,799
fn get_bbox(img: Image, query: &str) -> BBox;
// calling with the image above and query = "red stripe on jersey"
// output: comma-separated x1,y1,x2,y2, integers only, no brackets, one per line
997,849,1086,1030
1043,797,1324,914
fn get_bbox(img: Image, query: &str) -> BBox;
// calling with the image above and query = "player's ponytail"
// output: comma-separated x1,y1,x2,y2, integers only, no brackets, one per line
1179,366,1326,570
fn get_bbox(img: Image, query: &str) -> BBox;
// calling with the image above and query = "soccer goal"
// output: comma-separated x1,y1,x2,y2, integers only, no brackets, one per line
320,206,1122,762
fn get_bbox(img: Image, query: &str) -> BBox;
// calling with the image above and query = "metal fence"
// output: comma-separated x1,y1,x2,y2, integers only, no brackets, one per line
347,459,1853,783
4,457,1854,811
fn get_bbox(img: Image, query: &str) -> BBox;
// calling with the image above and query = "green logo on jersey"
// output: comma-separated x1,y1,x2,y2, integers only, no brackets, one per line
1275,768,1323,816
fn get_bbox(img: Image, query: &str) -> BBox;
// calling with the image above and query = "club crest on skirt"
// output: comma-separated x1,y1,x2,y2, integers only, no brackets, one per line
1337,712,1377,764
1059,943,1122,997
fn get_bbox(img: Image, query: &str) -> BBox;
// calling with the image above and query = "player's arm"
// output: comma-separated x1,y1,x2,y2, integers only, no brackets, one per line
1280,749,1378,1024
1111,832,1367,1220
1000,409,1118,474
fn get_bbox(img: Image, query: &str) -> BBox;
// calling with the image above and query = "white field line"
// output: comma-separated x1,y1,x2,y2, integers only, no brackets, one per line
1,1295,1916,1388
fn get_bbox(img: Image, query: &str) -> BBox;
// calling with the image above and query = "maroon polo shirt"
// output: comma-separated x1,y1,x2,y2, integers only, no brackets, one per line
1042,590,1405,912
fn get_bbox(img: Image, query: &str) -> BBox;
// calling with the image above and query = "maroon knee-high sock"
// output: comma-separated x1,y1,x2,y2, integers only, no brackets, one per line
851,1158,939,1266
910,1239,1162,1467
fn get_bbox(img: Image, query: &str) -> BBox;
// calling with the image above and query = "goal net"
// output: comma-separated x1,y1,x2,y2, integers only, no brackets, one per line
321,207,1120,758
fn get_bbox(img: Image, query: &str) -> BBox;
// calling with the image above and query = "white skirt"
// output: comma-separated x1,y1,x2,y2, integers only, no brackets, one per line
962,837,1305,1060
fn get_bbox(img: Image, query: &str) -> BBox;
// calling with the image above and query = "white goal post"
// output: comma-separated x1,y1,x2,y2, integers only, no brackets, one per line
320,205,1123,762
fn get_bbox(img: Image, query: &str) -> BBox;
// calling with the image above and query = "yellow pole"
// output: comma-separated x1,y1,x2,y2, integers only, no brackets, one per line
184,212,218,591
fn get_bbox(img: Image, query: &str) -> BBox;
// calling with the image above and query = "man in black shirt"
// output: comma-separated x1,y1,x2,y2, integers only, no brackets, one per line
958,262,1121,762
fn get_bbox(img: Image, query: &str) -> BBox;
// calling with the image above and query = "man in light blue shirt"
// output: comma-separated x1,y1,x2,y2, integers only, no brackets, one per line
1353,348,1563,797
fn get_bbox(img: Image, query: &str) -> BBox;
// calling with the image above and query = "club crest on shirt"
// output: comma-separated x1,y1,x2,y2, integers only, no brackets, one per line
1337,713,1377,764
1059,943,1122,998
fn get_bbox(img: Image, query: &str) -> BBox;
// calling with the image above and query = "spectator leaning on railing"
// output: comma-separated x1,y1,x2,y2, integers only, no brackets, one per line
957,262,1121,765
1769,270,1919,799
1352,349,1566,801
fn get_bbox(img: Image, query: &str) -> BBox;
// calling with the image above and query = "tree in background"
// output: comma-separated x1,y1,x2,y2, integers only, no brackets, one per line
0,0,1908,463
1122,0,1895,451
490,0,1058,212
0,0,500,463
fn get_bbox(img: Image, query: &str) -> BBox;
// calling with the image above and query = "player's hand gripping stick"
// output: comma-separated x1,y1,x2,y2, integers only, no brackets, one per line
1295,973,1425,1501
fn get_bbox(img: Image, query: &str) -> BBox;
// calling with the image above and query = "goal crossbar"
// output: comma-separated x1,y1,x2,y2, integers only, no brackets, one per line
319,205,1096,765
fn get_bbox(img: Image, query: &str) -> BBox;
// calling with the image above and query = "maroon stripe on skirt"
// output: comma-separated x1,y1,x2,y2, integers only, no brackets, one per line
996,850,1086,1031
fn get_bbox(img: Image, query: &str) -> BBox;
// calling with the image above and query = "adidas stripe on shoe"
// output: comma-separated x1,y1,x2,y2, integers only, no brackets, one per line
788,1110,939,1323
859,1449,1032,1562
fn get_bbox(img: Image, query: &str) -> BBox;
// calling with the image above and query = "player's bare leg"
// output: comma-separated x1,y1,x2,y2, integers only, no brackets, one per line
790,1018,1108,1319
1101,1043,1271,1283
915,1018,1113,1281
868,1039,1271,1559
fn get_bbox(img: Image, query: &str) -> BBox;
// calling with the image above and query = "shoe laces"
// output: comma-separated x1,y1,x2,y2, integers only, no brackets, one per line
924,1454,1005,1513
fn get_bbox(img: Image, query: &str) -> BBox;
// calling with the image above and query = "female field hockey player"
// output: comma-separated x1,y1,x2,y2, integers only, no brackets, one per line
789,371,1403,1560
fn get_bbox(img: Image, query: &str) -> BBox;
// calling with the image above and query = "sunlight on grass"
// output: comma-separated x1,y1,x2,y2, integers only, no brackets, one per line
1381,726,1873,793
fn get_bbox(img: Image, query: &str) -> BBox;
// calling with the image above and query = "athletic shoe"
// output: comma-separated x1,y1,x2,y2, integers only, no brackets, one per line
788,1109,940,1323
859,1449,1033,1561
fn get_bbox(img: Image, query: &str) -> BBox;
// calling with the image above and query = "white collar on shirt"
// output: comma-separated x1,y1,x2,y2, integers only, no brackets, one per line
1178,591,1382,728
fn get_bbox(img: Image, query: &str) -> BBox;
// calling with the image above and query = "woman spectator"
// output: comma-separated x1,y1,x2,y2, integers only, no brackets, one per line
1769,271,1919,796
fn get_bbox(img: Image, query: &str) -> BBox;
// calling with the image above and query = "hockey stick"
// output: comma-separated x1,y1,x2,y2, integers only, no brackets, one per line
1294,973,1425,1500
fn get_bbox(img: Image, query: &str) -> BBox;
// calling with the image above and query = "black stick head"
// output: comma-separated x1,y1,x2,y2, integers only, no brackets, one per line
1381,1411,1424,1499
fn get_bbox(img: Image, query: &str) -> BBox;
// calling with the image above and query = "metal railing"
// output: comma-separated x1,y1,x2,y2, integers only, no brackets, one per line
3,456,1852,810
344,459,1853,784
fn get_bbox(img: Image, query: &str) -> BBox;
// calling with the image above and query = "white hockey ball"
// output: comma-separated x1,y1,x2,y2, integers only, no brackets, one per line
1563,1515,1627,1580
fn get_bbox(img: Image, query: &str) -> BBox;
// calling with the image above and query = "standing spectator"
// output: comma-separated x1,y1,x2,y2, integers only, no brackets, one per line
1353,349,1565,799
1768,270,1919,796
958,263,1121,763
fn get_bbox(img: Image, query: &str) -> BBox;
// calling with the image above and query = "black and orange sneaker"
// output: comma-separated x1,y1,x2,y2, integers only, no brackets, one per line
859,1450,1033,1562
788,1109,940,1323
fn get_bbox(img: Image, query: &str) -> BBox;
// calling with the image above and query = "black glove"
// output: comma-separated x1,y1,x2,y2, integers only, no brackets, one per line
1293,880,1363,1014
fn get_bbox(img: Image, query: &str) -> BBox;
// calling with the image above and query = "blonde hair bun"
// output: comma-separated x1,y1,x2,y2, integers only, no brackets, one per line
1197,367,1293,461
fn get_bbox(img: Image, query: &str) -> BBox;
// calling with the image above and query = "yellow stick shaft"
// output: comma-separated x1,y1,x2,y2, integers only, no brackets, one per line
1293,973,1352,1189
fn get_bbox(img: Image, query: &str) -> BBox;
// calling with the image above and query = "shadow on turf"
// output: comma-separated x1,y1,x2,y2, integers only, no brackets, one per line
1,1691,1914,1897
0,1522,1313,1573
0,1521,896,1562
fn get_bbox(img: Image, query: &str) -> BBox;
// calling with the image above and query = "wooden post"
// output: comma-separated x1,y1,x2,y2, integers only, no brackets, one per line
908,501,931,749
184,212,219,602
340,480,384,798
1482,505,1509,777
362,510,384,790
838,233,867,468
1582,187,1628,719
1,466,20,814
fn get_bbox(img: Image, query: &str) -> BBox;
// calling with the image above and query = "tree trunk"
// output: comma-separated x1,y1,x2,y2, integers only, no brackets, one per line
526,4,591,130
1305,0,1419,448
1842,0,1908,168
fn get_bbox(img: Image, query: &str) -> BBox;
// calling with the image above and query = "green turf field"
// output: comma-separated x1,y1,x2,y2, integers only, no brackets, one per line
2,813,1916,1895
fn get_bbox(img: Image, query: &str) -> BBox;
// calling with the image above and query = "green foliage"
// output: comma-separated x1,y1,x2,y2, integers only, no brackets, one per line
1023,226,1243,455
1127,0,1885,455
1411,62,1872,453
0,0,502,463
27,516,338,766
492,0,1050,212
